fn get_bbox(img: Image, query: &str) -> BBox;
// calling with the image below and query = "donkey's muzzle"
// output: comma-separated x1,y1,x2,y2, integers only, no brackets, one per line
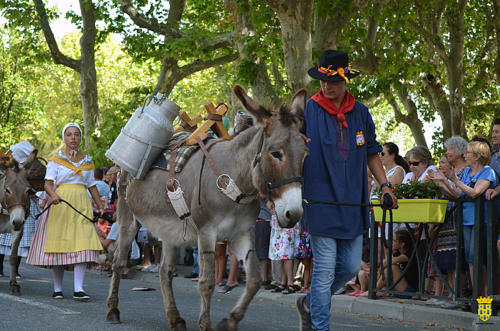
274,187,303,228
10,207,25,231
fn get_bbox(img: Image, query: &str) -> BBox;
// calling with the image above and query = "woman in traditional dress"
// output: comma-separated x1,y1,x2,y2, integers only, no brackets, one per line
27,123,103,300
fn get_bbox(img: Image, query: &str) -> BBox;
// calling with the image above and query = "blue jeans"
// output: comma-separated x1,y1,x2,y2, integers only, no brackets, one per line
192,246,199,274
306,234,363,331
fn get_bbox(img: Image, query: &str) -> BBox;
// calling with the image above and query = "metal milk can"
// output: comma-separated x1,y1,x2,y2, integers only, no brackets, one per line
105,93,180,180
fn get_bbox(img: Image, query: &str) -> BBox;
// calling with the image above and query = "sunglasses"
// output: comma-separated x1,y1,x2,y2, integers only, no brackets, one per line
409,161,421,166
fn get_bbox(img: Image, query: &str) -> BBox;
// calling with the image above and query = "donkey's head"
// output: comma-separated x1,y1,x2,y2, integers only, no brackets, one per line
0,156,36,231
234,85,308,228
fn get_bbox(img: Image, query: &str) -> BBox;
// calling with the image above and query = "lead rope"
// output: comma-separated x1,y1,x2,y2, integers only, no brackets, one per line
34,198,99,223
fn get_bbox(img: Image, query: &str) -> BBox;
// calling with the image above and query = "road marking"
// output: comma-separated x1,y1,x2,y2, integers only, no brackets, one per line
0,293,80,315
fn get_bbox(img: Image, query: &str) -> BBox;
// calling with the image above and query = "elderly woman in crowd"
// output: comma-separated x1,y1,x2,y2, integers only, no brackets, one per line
27,122,103,300
402,146,437,183
429,140,496,297
428,136,468,307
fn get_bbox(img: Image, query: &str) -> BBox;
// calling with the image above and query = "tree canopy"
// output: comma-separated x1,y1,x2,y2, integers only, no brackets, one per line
1,0,499,166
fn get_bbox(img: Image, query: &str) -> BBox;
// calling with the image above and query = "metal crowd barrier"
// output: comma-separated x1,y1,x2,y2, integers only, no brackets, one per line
368,196,499,315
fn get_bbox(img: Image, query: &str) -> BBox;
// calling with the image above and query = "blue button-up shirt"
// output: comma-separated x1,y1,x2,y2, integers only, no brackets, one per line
301,98,381,239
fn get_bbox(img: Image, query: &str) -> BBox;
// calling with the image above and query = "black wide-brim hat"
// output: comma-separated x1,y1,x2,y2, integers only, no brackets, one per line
308,50,360,83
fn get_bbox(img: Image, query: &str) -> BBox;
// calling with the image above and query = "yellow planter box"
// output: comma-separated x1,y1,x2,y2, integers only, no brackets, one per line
371,199,449,224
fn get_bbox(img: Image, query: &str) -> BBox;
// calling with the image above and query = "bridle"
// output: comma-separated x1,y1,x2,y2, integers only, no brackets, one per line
252,130,303,201
1,199,30,217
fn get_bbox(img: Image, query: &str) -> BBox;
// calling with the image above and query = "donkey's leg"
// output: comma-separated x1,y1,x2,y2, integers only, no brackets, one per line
159,243,186,331
198,232,217,331
216,232,260,331
106,219,138,323
106,175,138,324
9,229,23,295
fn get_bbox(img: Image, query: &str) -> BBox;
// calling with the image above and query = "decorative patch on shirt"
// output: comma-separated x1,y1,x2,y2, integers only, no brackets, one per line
356,131,365,146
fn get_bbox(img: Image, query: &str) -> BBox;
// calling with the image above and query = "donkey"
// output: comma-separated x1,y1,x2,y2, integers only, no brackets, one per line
0,153,37,295
106,85,308,330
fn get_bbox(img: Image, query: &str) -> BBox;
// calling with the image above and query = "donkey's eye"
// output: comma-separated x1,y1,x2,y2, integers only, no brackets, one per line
271,151,283,161
5,188,11,194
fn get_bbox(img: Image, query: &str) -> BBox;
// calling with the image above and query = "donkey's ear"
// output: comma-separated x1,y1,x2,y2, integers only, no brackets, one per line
290,89,307,127
233,85,272,124
23,150,38,169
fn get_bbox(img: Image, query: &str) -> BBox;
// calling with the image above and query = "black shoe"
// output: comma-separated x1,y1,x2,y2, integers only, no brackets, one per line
73,291,90,300
296,295,313,331
261,280,271,287
52,292,64,299
184,272,199,279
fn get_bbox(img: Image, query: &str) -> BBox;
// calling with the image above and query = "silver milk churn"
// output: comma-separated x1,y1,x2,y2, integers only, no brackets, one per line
105,93,180,179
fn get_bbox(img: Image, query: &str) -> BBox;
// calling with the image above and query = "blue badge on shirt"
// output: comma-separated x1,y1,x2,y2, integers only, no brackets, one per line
356,131,365,146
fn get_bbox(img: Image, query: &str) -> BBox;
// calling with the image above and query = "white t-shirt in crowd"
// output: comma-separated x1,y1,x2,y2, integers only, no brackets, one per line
402,165,438,183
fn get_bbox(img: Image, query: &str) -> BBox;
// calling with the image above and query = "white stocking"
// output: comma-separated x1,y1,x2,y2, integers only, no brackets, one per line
73,263,87,292
53,266,64,292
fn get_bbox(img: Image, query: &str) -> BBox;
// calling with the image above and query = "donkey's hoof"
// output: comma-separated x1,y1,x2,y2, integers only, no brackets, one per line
9,284,21,296
170,319,187,331
215,318,236,331
106,308,121,324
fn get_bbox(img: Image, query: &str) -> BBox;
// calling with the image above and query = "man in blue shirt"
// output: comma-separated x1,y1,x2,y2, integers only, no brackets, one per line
296,50,397,331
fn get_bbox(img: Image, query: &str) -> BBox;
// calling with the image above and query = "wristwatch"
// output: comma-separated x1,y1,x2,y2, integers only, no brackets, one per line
380,182,393,190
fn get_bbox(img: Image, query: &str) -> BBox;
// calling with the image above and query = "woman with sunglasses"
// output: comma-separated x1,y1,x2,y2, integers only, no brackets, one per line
402,146,437,183
373,142,409,240
378,142,409,187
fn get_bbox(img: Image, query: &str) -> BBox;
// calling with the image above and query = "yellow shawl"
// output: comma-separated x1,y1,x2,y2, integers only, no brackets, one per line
49,154,95,176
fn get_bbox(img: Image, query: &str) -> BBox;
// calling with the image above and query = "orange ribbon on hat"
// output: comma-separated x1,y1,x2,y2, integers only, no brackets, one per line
318,65,358,84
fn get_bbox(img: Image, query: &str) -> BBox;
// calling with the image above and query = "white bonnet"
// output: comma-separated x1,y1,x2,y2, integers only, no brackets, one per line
62,122,83,142
9,141,35,165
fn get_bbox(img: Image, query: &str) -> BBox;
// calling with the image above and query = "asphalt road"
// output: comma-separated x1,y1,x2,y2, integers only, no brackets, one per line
0,263,447,331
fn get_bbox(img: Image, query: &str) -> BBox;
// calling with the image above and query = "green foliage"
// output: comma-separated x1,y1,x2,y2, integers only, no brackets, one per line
170,63,236,119
393,181,442,199
0,27,49,151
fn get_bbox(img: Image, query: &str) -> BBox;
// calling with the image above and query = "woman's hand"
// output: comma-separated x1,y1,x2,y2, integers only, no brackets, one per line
443,166,458,182
486,187,500,200
50,194,61,205
427,169,447,182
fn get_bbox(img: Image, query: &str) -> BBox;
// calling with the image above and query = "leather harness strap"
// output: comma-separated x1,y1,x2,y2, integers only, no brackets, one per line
196,137,226,188
196,138,257,204
167,149,178,192
166,139,188,193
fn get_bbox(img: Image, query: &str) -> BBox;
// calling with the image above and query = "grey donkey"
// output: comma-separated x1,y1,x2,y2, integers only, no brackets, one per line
0,153,38,295
106,85,308,331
